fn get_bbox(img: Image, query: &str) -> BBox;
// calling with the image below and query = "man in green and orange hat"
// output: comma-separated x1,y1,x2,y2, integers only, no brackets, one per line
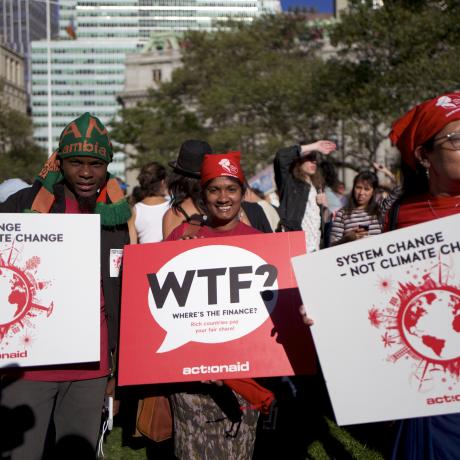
0,113,130,459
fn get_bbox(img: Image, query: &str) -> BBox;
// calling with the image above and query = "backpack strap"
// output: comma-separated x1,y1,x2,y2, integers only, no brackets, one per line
176,205,191,222
181,215,204,238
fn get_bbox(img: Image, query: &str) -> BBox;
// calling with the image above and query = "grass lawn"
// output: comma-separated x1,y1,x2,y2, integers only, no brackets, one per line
102,416,392,460
102,375,394,459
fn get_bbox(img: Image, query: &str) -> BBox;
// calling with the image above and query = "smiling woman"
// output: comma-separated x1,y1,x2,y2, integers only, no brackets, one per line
167,152,259,240
204,176,244,230
165,151,274,460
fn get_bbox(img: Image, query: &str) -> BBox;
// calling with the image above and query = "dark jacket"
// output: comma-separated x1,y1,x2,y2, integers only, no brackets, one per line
241,201,272,233
0,181,130,353
274,145,311,231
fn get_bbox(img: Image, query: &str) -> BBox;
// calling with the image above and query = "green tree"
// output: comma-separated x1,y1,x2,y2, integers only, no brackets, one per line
113,2,460,175
327,0,460,166
112,14,335,174
0,93,47,183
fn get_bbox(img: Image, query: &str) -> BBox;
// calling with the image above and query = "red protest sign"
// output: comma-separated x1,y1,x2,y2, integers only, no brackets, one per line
118,231,315,385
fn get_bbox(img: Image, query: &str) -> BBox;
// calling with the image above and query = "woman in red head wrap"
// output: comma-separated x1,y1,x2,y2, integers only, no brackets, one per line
388,93,460,460
167,152,259,239
166,152,274,460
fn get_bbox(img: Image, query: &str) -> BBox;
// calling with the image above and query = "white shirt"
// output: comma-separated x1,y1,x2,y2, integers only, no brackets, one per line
301,186,321,252
134,200,170,243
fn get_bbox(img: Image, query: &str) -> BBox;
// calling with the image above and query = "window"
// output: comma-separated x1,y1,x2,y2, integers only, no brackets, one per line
152,68,162,83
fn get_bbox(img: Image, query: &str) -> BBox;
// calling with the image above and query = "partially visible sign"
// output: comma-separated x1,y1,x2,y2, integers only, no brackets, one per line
292,214,460,425
119,231,315,385
0,214,100,368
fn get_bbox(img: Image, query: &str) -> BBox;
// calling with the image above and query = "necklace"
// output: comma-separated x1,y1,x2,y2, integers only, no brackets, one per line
427,196,460,219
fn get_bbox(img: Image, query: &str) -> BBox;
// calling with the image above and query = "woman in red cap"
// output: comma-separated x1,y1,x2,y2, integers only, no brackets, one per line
388,93,460,460
166,151,274,460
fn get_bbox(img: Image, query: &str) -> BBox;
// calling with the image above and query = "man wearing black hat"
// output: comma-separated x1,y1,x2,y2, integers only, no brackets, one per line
0,113,130,459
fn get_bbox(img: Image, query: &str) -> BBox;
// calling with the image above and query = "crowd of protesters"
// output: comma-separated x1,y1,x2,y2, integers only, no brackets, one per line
1,92,460,460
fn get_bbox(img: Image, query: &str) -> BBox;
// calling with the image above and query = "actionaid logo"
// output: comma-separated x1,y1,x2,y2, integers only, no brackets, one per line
0,350,28,359
436,96,460,115
182,360,249,375
426,393,460,405
218,158,238,175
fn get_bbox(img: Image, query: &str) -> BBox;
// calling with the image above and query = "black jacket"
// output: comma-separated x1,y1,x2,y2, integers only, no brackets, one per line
274,145,311,231
241,201,272,233
0,181,130,353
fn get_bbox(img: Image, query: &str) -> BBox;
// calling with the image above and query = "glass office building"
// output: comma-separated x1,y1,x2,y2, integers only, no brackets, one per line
0,0,59,96
31,0,280,178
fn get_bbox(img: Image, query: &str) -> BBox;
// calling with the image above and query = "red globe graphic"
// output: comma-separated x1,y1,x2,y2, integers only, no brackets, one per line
401,289,460,362
0,266,31,326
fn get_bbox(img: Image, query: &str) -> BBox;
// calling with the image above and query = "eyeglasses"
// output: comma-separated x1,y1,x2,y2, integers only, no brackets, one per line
433,132,460,150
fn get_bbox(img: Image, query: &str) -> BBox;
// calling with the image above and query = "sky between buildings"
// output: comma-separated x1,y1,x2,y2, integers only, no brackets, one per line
281,0,334,12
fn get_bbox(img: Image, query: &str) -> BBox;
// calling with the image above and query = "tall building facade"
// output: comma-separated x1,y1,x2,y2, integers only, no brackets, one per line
0,0,59,97
31,0,280,178
0,41,26,113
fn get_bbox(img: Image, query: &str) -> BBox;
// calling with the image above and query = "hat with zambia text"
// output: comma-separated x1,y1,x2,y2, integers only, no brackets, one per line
58,112,113,162
27,112,131,226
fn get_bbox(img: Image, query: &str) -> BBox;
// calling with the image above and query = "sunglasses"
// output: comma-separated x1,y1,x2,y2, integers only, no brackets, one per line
433,132,460,150
303,153,318,162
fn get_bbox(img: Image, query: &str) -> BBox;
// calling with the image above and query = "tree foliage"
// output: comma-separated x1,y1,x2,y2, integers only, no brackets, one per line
112,1,460,175
0,93,47,183
327,0,460,165
112,14,334,173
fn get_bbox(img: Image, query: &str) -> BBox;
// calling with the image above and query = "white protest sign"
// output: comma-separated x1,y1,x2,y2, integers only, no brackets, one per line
292,214,460,425
0,214,100,368
148,244,278,353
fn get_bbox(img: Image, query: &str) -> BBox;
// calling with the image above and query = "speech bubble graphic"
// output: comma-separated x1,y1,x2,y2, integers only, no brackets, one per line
147,245,278,353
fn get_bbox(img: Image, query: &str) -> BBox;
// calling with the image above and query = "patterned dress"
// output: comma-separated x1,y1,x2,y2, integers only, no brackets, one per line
167,222,261,460
171,386,259,460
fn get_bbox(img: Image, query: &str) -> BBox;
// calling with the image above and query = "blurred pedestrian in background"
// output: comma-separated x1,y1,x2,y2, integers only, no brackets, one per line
274,140,336,251
128,161,169,244
329,165,400,246
163,139,213,239
0,178,30,203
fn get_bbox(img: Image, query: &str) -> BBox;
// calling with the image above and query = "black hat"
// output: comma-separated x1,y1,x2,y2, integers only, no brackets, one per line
168,140,213,178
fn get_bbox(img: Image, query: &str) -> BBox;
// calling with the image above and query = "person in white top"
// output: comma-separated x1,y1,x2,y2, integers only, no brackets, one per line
128,162,169,244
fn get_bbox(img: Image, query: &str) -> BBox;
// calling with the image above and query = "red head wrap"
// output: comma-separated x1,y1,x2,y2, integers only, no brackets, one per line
200,151,245,186
389,92,460,170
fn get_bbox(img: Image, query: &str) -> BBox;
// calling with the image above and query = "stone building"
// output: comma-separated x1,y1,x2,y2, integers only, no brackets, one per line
0,40,26,113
